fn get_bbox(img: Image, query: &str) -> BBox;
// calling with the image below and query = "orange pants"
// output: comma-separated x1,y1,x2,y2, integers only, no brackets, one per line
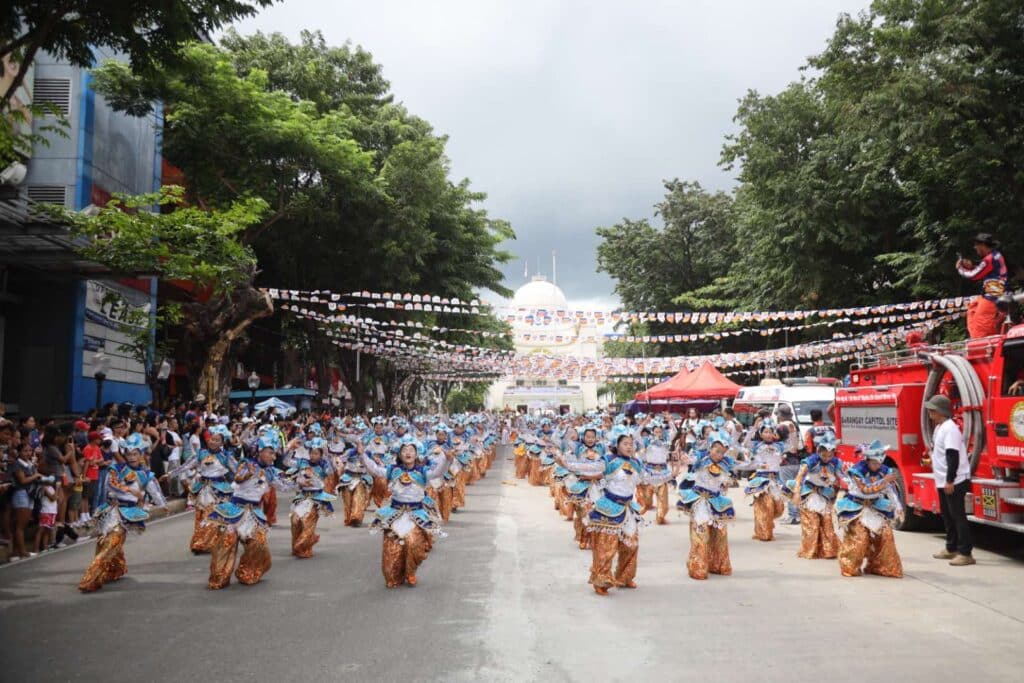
262,487,277,526
291,508,320,558
208,527,272,589
589,531,638,589
382,528,430,588
190,507,218,553
752,494,785,541
967,297,1005,338
797,508,839,559
838,521,903,578
79,529,127,592
687,521,731,580
341,484,369,526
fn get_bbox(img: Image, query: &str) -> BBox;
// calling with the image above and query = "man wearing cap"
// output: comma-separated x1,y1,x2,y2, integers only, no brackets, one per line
924,395,974,566
957,233,1008,339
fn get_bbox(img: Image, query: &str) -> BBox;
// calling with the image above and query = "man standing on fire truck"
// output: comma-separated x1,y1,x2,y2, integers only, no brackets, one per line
957,233,1008,339
924,395,975,566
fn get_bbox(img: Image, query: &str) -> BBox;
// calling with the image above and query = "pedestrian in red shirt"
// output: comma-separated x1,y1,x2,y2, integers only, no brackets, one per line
82,431,105,517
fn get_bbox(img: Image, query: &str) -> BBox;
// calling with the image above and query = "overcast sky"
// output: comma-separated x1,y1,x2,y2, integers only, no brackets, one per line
231,0,869,308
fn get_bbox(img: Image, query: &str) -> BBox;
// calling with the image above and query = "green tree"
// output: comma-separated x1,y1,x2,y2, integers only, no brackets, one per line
90,35,514,406
811,0,1024,296
597,180,736,312
220,28,391,116
445,385,488,414
46,186,271,405
0,0,276,160
717,0,1023,309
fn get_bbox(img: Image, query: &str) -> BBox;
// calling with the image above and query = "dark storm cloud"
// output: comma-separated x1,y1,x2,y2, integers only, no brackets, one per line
231,0,869,304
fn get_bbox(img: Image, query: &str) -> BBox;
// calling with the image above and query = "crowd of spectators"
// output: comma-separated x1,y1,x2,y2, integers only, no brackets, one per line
0,398,331,562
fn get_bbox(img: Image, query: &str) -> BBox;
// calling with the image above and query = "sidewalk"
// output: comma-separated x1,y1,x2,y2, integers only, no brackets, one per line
0,497,188,565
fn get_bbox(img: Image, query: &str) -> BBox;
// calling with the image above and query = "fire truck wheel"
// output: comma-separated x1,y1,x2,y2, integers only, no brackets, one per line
891,466,931,532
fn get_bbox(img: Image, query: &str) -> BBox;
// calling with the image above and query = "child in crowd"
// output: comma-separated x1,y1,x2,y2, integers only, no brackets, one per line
36,476,58,552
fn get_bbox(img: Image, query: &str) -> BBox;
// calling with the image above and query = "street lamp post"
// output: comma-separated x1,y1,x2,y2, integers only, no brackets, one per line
247,370,260,416
93,350,111,410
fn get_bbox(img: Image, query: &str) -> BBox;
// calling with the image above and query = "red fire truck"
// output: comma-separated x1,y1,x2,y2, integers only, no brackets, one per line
833,321,1024,532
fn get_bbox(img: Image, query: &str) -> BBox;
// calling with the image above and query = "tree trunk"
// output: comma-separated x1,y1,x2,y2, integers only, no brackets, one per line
191,286,274,410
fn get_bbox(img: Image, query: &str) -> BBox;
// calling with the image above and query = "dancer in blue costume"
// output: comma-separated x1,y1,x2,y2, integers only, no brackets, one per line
79,448,166,592
287,442,337,559
743,420,786,541
361,439,453,588
678,432,735,580
784,432,843,559
207,440,282,589
836,440,903,578
560,431,644,596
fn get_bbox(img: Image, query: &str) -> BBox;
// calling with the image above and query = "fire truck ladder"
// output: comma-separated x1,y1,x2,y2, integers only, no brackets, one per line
919,352,986,473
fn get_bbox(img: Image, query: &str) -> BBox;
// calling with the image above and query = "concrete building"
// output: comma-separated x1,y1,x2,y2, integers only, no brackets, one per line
0,47,162,416
486,275,603,414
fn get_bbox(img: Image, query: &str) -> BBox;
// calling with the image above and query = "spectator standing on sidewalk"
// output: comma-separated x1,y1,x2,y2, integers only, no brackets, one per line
83,432,104,516
924,395,975,566
11,441,43,560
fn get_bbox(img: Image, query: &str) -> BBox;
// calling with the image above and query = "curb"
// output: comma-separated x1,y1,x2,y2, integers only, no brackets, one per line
0,497,189,566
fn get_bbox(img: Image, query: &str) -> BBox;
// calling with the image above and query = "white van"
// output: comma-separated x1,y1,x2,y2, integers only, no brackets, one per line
732,378,836,442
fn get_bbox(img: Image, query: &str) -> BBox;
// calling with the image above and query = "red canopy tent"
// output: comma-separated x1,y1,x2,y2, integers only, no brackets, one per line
634,367,690,401
669,361,741,399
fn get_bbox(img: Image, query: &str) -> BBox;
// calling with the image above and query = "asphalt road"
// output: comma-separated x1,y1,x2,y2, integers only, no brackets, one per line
2,446,1023,682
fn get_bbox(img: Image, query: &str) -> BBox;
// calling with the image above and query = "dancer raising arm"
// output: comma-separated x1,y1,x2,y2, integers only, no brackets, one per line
678,431,735,580
361,439,454,588
79,448,166,592
560,431,645,596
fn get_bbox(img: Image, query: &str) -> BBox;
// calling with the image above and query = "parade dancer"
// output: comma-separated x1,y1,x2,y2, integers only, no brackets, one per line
637,421,673,524
513,433,530,479
677,432,735,580
743,420,786,541
563,427,605,547
185,430,237,554
257,444,279,526
324,427,347,496
562,432,645,596
785,432,843,559
526,442,547,486
552,426,579,516
206,445,278,589
836,440,903,578
288,445,337,558
79,448,166,593
337,437,373,527
438,435,469,522
424,429,449,512
361,440,453,588
364,418,392,507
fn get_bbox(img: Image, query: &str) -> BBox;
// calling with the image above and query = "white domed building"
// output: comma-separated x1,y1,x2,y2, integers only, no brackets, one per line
486,275,603,413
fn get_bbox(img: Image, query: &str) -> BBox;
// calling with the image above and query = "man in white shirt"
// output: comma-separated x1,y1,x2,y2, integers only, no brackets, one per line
924,395,974,566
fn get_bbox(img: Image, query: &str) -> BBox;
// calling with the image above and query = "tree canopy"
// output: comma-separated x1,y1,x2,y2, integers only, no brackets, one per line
597,0,1023,365
88,31,514,406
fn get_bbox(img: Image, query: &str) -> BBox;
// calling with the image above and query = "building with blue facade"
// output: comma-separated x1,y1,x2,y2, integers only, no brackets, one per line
0,47,163,417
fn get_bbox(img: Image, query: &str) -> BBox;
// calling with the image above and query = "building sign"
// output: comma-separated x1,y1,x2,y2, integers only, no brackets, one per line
840,405,899,446
81,280,149,385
